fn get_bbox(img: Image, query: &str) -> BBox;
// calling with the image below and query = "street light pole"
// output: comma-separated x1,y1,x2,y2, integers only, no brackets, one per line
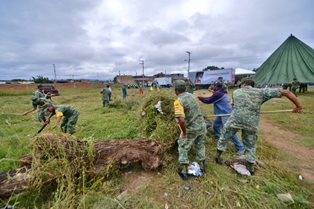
139,60,144,87
186,51,191,77
53,64,57,84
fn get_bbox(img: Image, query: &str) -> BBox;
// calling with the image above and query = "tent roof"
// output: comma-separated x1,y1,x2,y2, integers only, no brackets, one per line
235,68,255,75
254,34,314,85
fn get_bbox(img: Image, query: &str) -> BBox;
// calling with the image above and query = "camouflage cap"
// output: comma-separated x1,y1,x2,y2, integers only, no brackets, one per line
37,84,43,88
184,77,189,81
42,103,53,111
174,80,186,89
239,77,254,87
240,77,254,83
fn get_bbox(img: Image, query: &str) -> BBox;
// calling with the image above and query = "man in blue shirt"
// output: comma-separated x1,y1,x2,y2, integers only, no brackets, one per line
197,80,245,155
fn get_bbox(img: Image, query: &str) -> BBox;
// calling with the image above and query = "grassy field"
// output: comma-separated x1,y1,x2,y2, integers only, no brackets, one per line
0,84,313,208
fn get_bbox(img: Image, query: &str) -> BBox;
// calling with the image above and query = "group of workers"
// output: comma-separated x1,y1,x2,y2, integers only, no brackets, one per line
23,84,80,135
174,77,303,180
24,79,304,179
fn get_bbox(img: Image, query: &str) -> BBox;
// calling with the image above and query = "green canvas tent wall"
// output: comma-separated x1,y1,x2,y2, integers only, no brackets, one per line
254,34,314,85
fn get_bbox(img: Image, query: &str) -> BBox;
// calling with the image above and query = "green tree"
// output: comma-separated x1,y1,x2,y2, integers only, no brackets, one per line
32,75,53,84
113,76,117,83
202,66,224,71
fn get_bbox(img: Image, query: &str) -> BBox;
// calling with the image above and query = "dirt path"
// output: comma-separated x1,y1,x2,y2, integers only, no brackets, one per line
259,118,314,183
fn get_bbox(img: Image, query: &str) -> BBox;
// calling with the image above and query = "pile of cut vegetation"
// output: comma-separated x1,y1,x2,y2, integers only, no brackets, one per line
27,133,94,208
137,90,180,147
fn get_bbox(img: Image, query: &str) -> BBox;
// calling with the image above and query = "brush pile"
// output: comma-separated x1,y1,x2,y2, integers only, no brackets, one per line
138,90,180,147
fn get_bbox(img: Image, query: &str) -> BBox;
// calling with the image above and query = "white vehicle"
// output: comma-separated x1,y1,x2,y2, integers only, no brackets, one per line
153,77,172,87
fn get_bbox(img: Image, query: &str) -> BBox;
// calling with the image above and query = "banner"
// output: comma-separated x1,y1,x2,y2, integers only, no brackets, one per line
188,69,235,84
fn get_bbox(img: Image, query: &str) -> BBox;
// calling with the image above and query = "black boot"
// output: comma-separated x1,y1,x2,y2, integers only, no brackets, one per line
246,162,255,175
215,150,223,164
200,160,206,173
177,164,188,180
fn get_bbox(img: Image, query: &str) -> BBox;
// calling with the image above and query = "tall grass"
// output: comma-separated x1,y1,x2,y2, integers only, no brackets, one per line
0,85,313,208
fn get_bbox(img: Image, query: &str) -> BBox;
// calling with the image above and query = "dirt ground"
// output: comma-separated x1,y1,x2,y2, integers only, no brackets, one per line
259,118,314,183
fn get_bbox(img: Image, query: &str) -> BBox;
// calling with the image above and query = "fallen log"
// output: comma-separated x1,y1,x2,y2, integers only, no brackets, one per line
0,167,31,200
0,133,167,200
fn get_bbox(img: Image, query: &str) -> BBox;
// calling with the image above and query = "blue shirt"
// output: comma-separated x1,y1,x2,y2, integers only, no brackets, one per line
198,88,232,114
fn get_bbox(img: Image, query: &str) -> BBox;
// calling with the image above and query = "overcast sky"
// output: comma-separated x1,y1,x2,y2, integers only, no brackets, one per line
1,0,313,81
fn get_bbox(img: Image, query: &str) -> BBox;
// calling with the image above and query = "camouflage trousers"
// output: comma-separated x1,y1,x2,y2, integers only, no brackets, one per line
217,126,257,163
291,88,298,97
102,99,110,108
37,110,45,122
60,110,80,134
177,129,207,165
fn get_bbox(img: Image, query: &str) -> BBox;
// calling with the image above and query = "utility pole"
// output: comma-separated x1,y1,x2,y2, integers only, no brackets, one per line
186,51,191,77
72,75,76,88
139,60,144,87
53,64,57,84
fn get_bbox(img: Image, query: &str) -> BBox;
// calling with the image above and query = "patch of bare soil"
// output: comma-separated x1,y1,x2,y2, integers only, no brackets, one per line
121,170,155,192
259,118,314,183
117,170,156,199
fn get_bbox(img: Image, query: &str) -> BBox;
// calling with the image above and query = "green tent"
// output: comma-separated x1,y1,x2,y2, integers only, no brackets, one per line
254,34,314,85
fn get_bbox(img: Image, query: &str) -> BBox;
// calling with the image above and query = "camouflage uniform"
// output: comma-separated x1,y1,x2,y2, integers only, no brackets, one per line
185,82,194,94
31,90,52,122
35,98,53,122
33,88,46,121
217,86,282,163
34,88,45,98
184,77,195,94
174,92,207,165
291,78,299,96
101,87,111,108
52,105,80,134
209,77,228,92
217,77,228,90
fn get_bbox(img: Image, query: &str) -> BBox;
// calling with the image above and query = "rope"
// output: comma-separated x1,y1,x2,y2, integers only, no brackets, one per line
206,109,312,117
1,112,22,115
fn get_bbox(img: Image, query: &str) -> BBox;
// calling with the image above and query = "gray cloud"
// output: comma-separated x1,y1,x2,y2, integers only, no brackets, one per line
0,0,313,80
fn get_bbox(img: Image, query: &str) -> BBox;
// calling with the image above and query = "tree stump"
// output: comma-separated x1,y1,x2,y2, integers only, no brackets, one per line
0,133,166,199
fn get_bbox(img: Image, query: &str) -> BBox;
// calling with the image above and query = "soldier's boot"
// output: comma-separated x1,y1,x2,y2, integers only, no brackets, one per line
246,162,255,176
177,164,188,180
200,160,206,173
215,150,223,165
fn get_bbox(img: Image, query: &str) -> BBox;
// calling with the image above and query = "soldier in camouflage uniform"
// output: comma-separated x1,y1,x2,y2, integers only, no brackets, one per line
291,77,300,96
208,77,228,93
100,85,111,108
173,80,207,180
44,104,80,135
215,77,303,175
184,77,195,94
23,84,52,122
218,76,228,90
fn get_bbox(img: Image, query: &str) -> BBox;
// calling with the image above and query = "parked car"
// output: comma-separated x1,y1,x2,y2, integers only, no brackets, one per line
43,85,59,96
